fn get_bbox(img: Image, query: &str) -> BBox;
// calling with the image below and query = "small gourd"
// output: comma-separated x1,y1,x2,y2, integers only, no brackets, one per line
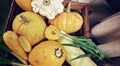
12,11,47,46
29,40,66,66
49,2,83,33
45,25,60,40
19,35,32,52
15,0,32,11
31,0,64,19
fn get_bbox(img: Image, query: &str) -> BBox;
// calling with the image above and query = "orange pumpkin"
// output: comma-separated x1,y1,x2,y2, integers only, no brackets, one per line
29,41,66,66
49,2,83,33
49,12,83,33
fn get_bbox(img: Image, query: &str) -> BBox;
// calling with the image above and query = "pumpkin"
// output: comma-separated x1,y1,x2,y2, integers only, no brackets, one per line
15,0,32,11
12,11,47,46
49,2,83,33
31,0,64,19
45,25,60,40
28,40,66,66
3,31,27,61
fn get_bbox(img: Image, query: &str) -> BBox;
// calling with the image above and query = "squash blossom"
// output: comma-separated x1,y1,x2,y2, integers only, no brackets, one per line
31,0,64,19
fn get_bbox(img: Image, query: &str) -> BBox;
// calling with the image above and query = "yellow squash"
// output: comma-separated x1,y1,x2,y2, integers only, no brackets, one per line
29,41,66,66
49,2,83,33
45,25,60,40
12,11,47,46
3,31,27,61
19,35,32,52
15,0,32,11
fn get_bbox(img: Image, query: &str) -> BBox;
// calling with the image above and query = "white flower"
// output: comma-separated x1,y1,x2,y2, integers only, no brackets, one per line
31,0,64,19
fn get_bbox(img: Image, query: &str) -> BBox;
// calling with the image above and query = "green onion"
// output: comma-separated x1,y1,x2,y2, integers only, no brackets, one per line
70,54,93,61
60,31,107,61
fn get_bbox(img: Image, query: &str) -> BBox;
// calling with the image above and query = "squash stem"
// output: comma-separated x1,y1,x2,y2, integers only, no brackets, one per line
20,15,30,24
66,2,71,12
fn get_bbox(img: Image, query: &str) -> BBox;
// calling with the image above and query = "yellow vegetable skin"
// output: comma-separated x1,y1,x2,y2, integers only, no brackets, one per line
12,12,47,46
49,2,83,33
19,35,32,52
45,25,60,40
3,31,27,61
58,37,97,66
15,0,32,11
29,41,66,66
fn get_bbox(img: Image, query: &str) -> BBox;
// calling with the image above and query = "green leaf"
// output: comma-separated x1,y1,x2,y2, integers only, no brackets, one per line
0,37,2,42
0,40,11,53
0,40,27,64
0,56,12,64
0,56,27,66
70,54,92,61
62,43,80,48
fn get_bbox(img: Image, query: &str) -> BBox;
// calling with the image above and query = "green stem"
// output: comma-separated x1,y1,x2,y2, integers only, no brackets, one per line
60,31,73,41
11,62,28,66
0,41,27,64
60,31,106,60
0,62,26,66
11,52,28,65
0,55,28,66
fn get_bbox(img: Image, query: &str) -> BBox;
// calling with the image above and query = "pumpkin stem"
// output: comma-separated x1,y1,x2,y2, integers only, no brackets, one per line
55,47,63,58
66,2,71,12
20,15,30,24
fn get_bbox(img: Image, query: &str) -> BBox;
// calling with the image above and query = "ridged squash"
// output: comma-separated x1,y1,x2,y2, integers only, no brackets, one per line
12,11,47,46
49,2,83,33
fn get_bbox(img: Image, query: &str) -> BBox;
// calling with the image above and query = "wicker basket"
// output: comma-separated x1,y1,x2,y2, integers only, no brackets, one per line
4,0,91,65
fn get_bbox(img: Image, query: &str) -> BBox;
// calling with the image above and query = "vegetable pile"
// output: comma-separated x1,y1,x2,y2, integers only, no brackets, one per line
0,0,108,66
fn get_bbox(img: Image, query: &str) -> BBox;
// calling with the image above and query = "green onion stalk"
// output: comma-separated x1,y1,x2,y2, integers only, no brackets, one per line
60,31,108,61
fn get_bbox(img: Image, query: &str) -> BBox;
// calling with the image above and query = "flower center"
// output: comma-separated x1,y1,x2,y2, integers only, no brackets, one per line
43,0,51,6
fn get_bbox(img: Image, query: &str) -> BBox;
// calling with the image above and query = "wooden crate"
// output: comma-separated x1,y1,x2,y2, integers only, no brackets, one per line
5,0,91,38
4,0,91,65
